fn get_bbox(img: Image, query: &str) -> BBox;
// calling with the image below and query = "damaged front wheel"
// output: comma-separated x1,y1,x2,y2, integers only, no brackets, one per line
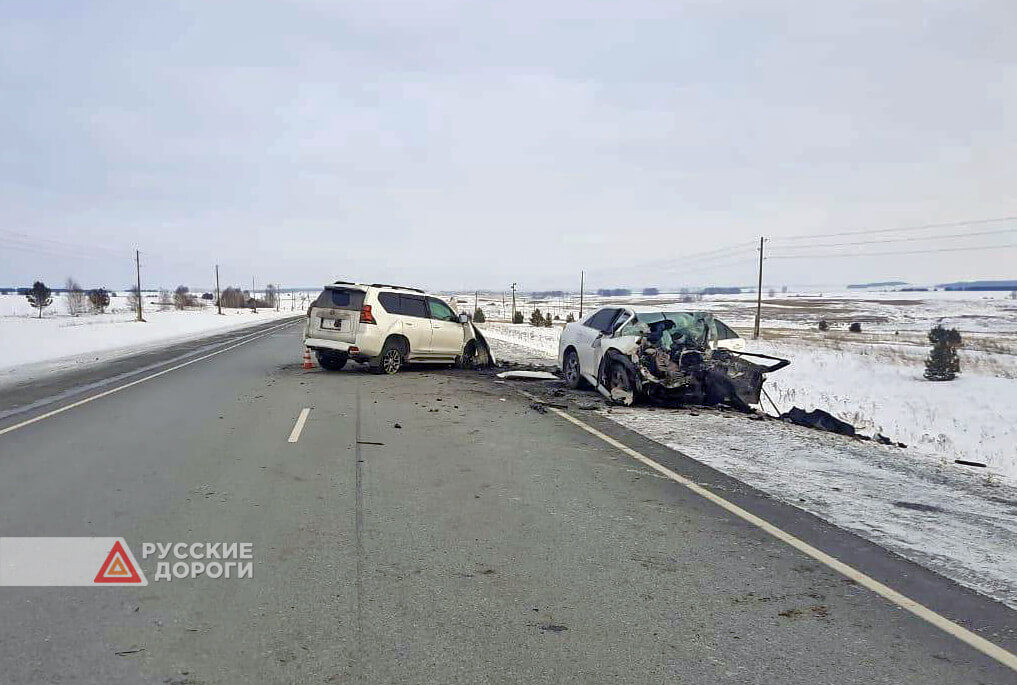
606,361,636,406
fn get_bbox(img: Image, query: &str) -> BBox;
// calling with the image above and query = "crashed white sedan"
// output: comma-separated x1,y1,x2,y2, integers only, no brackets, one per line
557,306,788,409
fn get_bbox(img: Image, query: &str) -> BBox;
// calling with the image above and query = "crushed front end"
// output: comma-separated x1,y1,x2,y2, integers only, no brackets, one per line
607,312,789,411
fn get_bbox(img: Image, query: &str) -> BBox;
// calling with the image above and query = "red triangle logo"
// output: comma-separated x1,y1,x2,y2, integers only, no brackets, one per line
93,540,143,584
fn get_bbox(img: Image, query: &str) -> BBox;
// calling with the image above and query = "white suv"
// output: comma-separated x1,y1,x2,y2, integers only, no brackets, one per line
303,282,493,374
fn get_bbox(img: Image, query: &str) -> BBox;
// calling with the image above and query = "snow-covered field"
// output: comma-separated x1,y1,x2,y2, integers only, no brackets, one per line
0,293,306,387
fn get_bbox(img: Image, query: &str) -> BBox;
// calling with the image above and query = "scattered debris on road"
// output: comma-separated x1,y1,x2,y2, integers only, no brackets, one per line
780,407,856,436
496,370,559,381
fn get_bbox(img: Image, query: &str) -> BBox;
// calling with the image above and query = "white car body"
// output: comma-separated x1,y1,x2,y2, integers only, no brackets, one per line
557,306,745,390
304,282,493,372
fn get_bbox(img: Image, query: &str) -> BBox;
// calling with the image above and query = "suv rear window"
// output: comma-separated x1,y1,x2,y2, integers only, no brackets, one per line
314,288,365,310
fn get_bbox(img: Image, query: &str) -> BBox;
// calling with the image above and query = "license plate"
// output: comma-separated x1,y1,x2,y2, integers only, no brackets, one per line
321,318,342,330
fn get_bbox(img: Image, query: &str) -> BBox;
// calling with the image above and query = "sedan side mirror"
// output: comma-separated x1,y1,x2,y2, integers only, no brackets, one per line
458,313,470,324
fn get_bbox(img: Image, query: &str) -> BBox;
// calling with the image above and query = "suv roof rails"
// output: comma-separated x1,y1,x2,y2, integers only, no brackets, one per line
330,280,358,286
370,283,426,293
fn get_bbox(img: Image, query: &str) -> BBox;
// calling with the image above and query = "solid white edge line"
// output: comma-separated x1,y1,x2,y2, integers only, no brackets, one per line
523,391,1017,673
288,408,311,443
0,319,302,438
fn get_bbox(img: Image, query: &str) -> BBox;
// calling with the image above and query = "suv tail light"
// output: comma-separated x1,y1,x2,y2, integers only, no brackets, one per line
359,304,376,324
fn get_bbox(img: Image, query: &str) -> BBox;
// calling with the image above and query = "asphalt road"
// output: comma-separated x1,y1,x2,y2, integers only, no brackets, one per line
1,321,1015,684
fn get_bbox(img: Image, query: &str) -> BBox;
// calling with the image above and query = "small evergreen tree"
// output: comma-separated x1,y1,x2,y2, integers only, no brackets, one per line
473,307,485,323
26,281,53,318
512,310,524,324
88,288,110,313
924,325,962,381
530,308,544,326
848,322,862,333
818,319,830,331
543,312,553,327
566,312,575,323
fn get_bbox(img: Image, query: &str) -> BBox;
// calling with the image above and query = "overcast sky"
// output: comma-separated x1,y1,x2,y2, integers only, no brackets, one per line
2,1,1015,292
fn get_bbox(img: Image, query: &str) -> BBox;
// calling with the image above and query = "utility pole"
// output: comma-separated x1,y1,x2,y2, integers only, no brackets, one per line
753,237,765,339
135,249,145,322
215,264,223,315
511,282,517,323
579,270,585,319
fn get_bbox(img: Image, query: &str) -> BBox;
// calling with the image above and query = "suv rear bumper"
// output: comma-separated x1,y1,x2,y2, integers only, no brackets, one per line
304,335,382,361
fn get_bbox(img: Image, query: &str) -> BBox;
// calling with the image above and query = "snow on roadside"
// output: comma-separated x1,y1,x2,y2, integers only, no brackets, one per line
477,322,561,359
0,296,300,387
606,407,1017,611
753,338,1017,483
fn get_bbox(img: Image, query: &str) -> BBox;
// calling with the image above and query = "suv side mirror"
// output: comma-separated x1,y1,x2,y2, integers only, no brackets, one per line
458,313,470,324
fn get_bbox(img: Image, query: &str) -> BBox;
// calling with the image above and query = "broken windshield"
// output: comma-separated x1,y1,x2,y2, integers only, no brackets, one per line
619,312,718,347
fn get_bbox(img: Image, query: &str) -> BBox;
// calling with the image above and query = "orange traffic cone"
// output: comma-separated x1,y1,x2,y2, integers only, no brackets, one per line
302,347,314,370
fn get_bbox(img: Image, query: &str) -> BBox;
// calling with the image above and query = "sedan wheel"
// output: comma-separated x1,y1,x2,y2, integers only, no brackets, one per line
564,350,582,389
607,362,635,406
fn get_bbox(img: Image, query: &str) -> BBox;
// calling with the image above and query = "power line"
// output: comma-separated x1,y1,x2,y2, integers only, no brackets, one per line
769,226,1017,251
768,240,1017,260
772,215,1017,242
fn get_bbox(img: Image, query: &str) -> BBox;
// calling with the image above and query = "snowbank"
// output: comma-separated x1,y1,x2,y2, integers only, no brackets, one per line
476,322,561,358
0,294,301,386
754,339,1017,482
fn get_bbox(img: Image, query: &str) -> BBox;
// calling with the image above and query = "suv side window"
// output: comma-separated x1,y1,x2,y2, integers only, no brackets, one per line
377,292,401,314
400,295,429,318
427,298,457,322
586,308,619,333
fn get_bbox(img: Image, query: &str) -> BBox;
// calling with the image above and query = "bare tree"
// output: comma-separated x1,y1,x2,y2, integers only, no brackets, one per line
158,289,173,309
264,284,278,309
218,286,246,308
64,277,87,316
173,285,196,310
126,285,142,315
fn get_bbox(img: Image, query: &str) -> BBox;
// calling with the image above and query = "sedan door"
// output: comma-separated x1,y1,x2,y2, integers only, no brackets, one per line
426,297,465,358
575,308,620,379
